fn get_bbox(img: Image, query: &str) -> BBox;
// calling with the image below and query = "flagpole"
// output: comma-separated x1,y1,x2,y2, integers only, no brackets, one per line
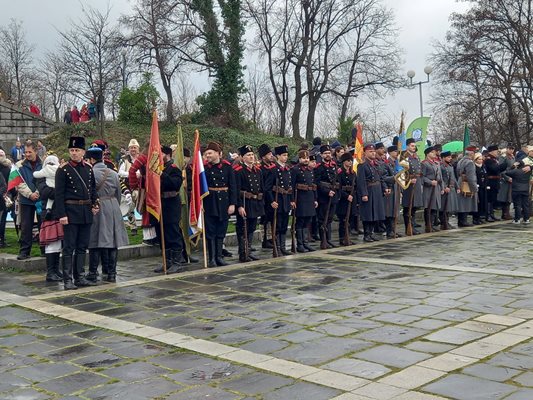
159,196,168,274
201,208,208,269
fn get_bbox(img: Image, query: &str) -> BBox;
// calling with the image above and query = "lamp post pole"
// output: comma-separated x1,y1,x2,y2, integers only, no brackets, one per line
407,66,433,117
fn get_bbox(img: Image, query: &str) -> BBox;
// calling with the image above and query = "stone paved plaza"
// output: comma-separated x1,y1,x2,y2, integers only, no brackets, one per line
1,221,533,399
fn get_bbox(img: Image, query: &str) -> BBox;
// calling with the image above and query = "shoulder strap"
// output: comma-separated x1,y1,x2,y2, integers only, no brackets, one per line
97,168,111,191
69,164,89,194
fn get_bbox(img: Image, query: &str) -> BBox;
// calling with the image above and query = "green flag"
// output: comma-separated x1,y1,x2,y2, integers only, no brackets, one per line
176,124,191,257
406,116,431,159
463,124,470,155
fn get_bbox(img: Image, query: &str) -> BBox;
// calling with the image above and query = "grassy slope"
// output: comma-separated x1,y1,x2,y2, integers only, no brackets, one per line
45,121,302,159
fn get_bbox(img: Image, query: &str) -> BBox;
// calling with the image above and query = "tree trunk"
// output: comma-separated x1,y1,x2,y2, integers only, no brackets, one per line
473,68,486,146
305,97,318,141
279,105,287,137
160,73,174,122
291,65,303,140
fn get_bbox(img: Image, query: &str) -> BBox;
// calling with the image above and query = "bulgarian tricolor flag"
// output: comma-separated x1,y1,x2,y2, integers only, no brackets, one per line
8,165,24,191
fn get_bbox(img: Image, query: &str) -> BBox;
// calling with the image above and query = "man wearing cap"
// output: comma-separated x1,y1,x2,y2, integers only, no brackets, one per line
154,145,186,273
456,145,478,227
234,145,265,262
373,142,389,234
86,146,128,283
264,145,293,255
314,144,339,248
336,152,358,245
383,145,401,238
440,151,459,229
91,140,116,171
497,144,515,220
291,149,318,252
55,136,99,290
258,144,276,249
401,138,424,235
357,144,388,242
484,145,507,222
203,142,237,267
421,146,443,232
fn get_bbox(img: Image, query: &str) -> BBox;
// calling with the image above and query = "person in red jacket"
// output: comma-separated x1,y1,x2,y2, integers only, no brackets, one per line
80,104,89,122
71,106,80,124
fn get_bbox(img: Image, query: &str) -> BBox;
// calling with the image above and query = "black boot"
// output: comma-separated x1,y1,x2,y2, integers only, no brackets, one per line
385,218,397,239
319,227,328,250
248,231,259,261
222,247,233,257
403,213,412,236
167,249,186,274
458,213,472,227
262,230,273,249
278,233,291,256
369,222,380,241
0,236,7,248
62,254,77,290
326,224,336,248
296,229,307,253
215,239,229,266
106,249,118,282
303,227,316,252
74,253,96,287
154,249,171,272
87,249,100,282
207,239,217,268
45,253,62,282
363,222,373,242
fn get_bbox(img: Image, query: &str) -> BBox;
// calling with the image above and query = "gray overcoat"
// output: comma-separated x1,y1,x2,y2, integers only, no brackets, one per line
497,155,515,203
440,162,459,212
456,157,478,213
421,160,442,210
89,162,129,249
401,154,424,208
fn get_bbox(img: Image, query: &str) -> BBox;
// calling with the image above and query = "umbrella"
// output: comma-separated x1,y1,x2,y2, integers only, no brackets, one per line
442,141,464,153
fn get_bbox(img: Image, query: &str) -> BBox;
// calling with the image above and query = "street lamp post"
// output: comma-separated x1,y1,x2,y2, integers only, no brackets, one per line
407,66,433,117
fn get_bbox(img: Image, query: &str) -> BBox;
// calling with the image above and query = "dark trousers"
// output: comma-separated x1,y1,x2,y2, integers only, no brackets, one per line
317,200,335,226
63,223,91,280
296,216,312,229
151,215,183,252
0,206,9,239
512,191,530,221
274,211,290,235
19,204,41,256
236,216,258,242
205,215,229,240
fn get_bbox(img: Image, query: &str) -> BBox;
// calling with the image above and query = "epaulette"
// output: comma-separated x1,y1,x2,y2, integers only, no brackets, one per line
233,164,243,171
222,159,232,166
59,161,68,168
265,163,276,170
316,162,322,167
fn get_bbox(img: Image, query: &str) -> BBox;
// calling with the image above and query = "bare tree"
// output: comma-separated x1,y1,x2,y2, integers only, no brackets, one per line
57,5,121,136
38,52,71,122
0,19,34,106
174,73,198,116
121,0,186,122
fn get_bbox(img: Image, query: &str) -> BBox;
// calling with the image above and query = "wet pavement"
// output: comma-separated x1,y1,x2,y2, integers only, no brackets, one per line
0,221,533,399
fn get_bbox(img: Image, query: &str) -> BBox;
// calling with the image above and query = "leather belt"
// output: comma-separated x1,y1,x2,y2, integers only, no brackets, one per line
241,191,263,200
367,181,380,187
209,187,228,192
487,176,500,179
65,199,91,205
273,186,292,194
342,185,353,191
319,182,340,189
296,184,317,191
162,191,178,198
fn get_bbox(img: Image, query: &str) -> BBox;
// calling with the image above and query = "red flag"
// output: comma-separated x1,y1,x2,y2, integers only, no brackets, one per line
355,122,363,162
146,111,163,221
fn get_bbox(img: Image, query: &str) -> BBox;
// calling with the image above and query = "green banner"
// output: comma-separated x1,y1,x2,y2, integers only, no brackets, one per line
406,116,431,159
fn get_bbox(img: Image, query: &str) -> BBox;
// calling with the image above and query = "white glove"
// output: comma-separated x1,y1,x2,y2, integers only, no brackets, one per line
125,193,132,205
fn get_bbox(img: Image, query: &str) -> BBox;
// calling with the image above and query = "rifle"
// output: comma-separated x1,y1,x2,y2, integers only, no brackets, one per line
342,173,356,246
441,172,451,230
242,193,249,261
320,194,333,250
393,181,400,237
272,185,279,258
290,189,298,253
406,174,415,236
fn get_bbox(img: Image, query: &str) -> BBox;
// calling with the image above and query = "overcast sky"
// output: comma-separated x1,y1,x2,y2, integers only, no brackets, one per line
1,0,470,132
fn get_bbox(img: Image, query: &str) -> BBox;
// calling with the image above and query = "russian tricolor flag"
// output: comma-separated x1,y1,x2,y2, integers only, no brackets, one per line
189,130,209,243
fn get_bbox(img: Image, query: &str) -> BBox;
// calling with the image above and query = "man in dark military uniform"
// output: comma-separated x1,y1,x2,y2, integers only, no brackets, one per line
497,144,515,220
357,144,388,242
383,145,401,238
258,144,276,249
421,146,443,232
203,142,237,267
291,149,317,252
314,144,339,248
374,142,388,234
153,145,185,274
265,145,293,255
234,145,265,262
402,138,424,235
56,136,99,290
336,152,357,245
484,145,507,222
